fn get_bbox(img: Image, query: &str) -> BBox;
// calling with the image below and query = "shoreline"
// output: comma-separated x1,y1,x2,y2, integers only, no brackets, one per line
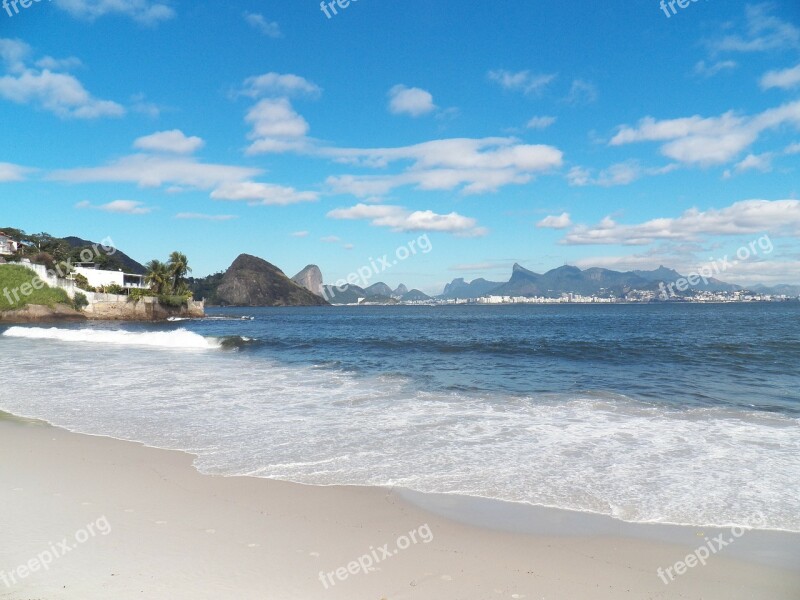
2,415,798,599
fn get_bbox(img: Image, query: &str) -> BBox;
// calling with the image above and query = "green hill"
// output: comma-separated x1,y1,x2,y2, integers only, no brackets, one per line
0,265,71,311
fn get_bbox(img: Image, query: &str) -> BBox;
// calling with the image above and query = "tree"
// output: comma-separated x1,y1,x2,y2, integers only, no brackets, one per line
167,251,191,294
145,260,171,295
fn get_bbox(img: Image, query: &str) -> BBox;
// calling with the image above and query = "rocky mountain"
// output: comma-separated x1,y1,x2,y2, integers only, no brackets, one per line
215,254,328,307
291,264,324,296
322,283,367,305
392,284,409,298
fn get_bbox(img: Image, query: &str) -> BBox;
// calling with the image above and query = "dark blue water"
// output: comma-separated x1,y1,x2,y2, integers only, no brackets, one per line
190,303,800,416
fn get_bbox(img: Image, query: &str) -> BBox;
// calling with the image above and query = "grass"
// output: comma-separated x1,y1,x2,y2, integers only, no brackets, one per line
0,264,71,311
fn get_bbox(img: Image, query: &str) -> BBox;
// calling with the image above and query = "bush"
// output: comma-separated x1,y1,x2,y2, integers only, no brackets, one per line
128,288,156,303
157,294,188,308
73,292,89,311
102,283,125,295
73,274,95,292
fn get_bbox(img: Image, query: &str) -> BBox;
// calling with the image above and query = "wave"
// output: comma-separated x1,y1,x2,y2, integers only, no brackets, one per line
2,326,221,350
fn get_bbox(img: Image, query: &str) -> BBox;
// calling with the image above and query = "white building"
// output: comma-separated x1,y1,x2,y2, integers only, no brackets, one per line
73,263,147,290
0,232,19,256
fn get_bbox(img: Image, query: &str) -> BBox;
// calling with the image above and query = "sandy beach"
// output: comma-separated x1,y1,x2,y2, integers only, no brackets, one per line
1,415,798,600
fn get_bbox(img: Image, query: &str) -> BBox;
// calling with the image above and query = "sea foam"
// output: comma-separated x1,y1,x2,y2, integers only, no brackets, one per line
2,326,220,349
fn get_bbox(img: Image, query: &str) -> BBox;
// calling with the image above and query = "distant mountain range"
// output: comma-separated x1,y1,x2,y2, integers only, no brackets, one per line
440,263,800,299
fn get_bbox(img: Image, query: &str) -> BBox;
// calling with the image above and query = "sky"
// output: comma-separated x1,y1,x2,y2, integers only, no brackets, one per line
1,0,799,294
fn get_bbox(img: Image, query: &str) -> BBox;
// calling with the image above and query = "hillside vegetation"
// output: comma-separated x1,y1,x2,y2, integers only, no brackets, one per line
0,265,71,311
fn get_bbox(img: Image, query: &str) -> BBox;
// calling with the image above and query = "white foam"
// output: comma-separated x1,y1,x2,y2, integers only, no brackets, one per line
2,326,219,350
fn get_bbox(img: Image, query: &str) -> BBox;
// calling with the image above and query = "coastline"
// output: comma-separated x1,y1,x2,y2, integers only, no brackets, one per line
2,415,798,599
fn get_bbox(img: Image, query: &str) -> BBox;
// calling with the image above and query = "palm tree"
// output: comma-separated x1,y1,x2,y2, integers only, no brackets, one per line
167,251,191,293
145,260,170,295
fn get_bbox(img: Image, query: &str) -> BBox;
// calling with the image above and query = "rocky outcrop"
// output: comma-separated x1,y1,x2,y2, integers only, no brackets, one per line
0,303,86,322
81,296,205,321
216,255,328,307
291,265,324,296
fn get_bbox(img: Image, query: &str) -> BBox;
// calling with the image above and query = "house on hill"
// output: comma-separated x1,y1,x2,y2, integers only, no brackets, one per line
0,232,19,256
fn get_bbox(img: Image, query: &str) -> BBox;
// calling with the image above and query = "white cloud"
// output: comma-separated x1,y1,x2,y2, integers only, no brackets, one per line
387,85,436,117
77,200,151,215
564,79,597,105
731,152,773,176
53,0,175,24
239,72,321,98
760,63,800,90
133,130,205,154
610,100,800,166
786,142,800,154
210,181,318,206
708,4,799,54
328,203,487,237
175,213,238,221
562,199,800,246
488,70,556,96
51,154,262,190
693,60,738,78
0,38,124,119
320,235,341,243
291,231,309,238
243,12,282,38
526,116,556,130
0,162,33,182
324,137,563,197
245,98,312,155
537,213,572,229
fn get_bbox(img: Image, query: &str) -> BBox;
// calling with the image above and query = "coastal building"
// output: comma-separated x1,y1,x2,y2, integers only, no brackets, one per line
72,263,147,290
0,232,19,256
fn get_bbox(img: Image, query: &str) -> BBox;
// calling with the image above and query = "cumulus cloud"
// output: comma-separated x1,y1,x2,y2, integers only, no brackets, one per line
564,79,597,105
133,130,205,154
328,203,486,237
239,72,321,98
76,199,152,214
324,137,563,197
761,63,800,90
537,213,572,229
562,199,800,246
0,38,124,119
243,12,282,38
211,181,318,206
245,97,313,155
488,69,556,96
387,85,436,117
53,0,175,24
610,100,800,166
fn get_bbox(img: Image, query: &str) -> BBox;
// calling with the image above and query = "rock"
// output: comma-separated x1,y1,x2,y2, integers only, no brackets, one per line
0,303,86,322
291,265,324,296
216,255,328,307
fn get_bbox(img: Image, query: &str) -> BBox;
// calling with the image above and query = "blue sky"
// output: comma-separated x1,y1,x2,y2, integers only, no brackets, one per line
1,0,799,294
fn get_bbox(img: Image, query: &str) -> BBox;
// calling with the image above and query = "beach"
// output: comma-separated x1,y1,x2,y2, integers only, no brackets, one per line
2,415,798,600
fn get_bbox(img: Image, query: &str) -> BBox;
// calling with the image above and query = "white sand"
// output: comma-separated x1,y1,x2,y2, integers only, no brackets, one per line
1,417,798,599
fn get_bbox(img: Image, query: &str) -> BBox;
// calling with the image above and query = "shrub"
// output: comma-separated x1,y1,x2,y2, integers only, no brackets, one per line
73,292,89,311
128,288,156,303
103,283,125,295
73,274,94,292
157,294,188,308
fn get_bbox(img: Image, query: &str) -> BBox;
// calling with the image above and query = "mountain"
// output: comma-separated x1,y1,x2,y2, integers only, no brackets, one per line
364,282,393,297
63,236,146,274
401,289,431,301
392,284,409,298
441,277,503,299
215,254,328,307
291,264,324,296
322,283,367,305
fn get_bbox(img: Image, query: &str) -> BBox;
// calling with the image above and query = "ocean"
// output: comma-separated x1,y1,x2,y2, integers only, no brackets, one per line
1,303,798,532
